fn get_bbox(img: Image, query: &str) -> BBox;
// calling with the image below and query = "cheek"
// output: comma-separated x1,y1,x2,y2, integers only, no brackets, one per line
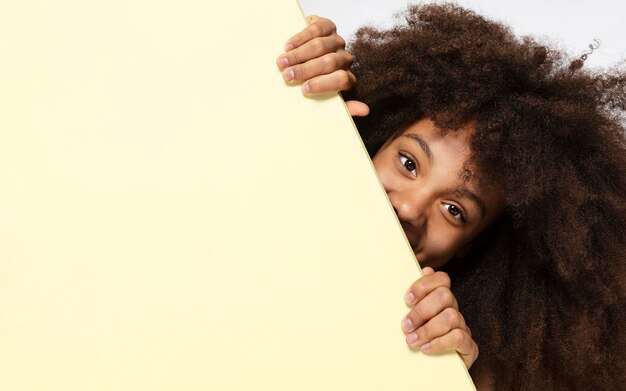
419,224,466,268
372,152,395,189
371,154,384,176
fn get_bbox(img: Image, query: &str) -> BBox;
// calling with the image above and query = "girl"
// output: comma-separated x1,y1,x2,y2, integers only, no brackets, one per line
277,4,625,390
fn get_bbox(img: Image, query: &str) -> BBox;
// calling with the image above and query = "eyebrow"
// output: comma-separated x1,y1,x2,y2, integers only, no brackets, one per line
402,133,433,162
456,186,487,219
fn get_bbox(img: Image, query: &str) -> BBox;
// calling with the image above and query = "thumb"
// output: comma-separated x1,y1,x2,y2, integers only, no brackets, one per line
346,100,369,117
422,267,435,276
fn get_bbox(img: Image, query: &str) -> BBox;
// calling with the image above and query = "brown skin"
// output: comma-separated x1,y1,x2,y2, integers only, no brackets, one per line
373,119,503,269
403,266,479,374
373,119,503,370
278,5,626,390
276,15,369,116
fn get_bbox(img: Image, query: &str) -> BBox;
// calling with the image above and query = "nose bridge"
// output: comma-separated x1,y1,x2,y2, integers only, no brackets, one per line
390,186,429,227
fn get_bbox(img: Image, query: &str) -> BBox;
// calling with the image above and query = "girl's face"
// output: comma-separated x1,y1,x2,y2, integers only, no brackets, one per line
372,118,503,269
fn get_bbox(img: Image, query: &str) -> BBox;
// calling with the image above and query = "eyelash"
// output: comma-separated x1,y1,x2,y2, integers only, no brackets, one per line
442,203,467,223
398,152,418,176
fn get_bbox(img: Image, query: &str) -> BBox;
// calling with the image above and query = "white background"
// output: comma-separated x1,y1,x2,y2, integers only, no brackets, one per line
298,0,626,68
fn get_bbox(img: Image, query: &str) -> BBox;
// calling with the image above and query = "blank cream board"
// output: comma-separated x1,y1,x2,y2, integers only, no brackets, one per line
0,0,475,389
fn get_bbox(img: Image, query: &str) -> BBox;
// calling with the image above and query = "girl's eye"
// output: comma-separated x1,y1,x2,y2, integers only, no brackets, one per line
443,203,466,223
399,153,417,175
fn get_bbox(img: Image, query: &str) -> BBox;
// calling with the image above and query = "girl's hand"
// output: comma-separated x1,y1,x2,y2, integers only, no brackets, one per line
402,267,479,369
276,15,369,117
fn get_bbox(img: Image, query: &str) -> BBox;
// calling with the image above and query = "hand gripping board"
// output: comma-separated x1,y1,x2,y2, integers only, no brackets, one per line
0,0,476,389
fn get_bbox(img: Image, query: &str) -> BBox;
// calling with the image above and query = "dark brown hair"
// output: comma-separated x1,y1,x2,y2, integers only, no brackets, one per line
345,4,626,389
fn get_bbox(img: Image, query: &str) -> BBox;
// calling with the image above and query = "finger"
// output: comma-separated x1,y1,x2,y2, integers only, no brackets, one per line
277,35,346,70
422,266,435,275
284,16,338,51
346,101,369,117
281,50,353,84
404,307,467,346
301,70,356,96
420,328,479,369
404,270,451,306
404,286,459,330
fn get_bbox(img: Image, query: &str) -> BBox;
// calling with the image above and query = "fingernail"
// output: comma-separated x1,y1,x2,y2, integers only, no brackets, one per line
405,292,415,305
285,42,294,51
420,342,431,351
277,56,289,68
301,82,310,94
402,318,413,333
282,69,295,81
406,333,418,344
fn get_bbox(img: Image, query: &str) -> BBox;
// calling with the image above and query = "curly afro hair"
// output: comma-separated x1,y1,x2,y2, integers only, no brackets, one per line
344,4,626,390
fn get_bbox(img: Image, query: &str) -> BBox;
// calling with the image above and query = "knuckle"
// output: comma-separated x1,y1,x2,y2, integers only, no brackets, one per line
323,54,338,71
451,328,466,347
311,38,326,54
435,271,451,288
348,72,357,89
345,52,354,66
411,307,426,324
337,72,351,91
419,325,433,341
292,64,304,80
289,51,300,66
435,286,454,304
336,36,346,48
443,308,461,325
327,19,337,32
412,283,426,301
308,22,324,38
317,17,336,33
